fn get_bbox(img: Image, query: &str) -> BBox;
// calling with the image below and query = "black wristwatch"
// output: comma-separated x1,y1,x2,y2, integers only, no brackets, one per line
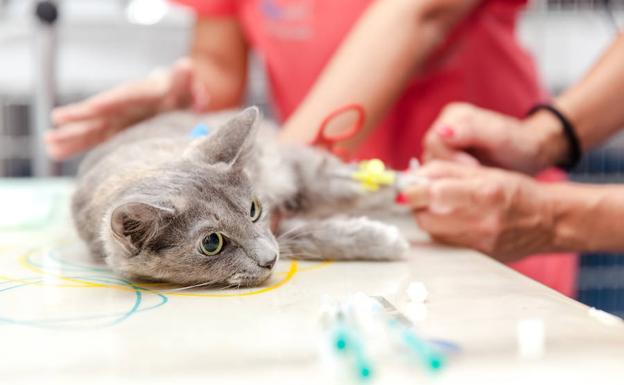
527,104,582,171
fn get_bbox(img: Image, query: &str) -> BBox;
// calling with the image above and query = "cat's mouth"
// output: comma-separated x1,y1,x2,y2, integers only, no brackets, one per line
226,271,272,287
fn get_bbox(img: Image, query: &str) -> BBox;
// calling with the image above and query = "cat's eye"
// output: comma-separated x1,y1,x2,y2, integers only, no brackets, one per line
199,232,224,256
250,198,262,222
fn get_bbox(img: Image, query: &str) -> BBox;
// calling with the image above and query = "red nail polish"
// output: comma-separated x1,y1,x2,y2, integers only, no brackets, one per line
437,125,455,139
395,192,409,205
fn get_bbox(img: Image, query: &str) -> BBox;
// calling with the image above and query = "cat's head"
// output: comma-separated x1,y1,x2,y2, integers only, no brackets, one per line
103,107,279,287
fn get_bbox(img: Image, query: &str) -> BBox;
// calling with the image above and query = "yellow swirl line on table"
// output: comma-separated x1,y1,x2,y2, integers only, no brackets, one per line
18,251,299,298
295,260,333,273
0,274,39,285
0,273,89,288
164,261,298,297
19,252,121,290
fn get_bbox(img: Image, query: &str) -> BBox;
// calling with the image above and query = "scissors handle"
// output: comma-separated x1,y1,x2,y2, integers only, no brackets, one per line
311,104,366,160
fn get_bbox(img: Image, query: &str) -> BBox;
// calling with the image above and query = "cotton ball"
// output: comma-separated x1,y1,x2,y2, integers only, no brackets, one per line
406,281,428,303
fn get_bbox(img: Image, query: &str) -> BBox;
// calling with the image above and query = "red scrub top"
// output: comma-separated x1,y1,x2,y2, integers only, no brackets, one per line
173,0,577,297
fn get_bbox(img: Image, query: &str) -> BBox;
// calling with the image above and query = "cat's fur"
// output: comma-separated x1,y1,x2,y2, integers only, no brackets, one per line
72,107,408,287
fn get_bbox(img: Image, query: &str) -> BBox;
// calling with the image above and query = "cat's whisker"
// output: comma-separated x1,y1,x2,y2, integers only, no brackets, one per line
277,234,324,246
220,282,236,291
276,221,309,236
278,229,319,239
279,252,325,260
276,222,325,240
215,282,233,290
278,240,321,250
160,278,225,292
277,230,308,241
277,227,331,241
277,241,301,248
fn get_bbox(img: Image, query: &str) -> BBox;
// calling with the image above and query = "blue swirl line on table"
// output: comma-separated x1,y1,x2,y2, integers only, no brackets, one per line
46,250,111,273
0,274,168,330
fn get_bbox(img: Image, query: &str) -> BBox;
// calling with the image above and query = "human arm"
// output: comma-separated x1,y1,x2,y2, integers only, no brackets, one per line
279,0,482,148
46,17,247,160
404,161,624,261
423,33,624,173
189,16,248,111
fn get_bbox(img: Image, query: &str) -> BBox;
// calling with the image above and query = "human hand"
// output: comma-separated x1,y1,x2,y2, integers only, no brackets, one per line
46,58,211,160
423,103,568,175
403,161,556,262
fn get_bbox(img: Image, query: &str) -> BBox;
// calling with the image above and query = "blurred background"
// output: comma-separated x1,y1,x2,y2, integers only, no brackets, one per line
0,0,623,313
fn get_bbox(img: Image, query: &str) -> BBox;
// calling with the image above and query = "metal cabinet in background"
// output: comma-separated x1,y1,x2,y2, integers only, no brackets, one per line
0,0,192,177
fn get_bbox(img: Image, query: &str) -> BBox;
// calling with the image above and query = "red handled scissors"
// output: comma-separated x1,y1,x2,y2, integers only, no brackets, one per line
311,104,365,161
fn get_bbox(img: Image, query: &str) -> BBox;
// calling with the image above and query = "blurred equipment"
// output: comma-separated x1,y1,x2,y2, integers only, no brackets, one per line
0,0,192,177
32,0,59,177
125,0,169,26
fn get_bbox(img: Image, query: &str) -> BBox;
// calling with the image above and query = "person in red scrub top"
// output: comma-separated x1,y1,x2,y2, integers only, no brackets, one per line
47,0,577,297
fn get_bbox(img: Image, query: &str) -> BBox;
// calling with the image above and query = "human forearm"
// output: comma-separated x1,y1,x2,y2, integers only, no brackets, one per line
280,0,480,145
190,17,248,111
536,33,624,167
545,182,624,252
557,33,624,151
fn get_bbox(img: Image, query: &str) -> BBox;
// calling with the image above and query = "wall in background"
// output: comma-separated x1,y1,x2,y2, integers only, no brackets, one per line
0,0,193,175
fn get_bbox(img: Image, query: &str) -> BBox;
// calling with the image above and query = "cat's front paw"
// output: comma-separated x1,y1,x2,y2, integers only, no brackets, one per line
350,217,409,260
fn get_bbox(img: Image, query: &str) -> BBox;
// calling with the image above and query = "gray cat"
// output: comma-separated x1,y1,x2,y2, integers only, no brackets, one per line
72,107,408,287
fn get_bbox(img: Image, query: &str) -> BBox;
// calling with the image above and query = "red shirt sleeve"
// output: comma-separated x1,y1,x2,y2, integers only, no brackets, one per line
170,0,237,17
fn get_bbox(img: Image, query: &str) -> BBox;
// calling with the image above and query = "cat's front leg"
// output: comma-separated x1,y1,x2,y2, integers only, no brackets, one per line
281,146,390,214
276,216,408,261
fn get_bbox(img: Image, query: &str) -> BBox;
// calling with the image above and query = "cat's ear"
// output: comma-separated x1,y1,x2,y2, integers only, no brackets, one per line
190,106,261,168
110,202,173,253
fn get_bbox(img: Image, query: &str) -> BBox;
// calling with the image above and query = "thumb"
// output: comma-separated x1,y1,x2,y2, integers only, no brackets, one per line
427,179,478,215
433,122,499,152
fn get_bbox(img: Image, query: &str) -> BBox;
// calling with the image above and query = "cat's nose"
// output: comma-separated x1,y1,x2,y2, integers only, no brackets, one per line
251,237,279,269
258,254,277,269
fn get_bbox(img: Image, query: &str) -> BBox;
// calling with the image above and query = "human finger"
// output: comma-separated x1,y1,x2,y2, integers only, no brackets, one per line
45,119,109,160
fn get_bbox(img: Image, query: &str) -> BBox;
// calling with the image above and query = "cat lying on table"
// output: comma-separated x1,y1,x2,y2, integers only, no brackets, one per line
72,107,407,287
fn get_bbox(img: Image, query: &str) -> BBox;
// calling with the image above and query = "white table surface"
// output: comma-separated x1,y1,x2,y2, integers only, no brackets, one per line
1,179,623,385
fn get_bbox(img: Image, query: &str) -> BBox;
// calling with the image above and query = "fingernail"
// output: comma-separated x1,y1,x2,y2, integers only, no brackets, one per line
436,124,455,139
395,192,409,205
